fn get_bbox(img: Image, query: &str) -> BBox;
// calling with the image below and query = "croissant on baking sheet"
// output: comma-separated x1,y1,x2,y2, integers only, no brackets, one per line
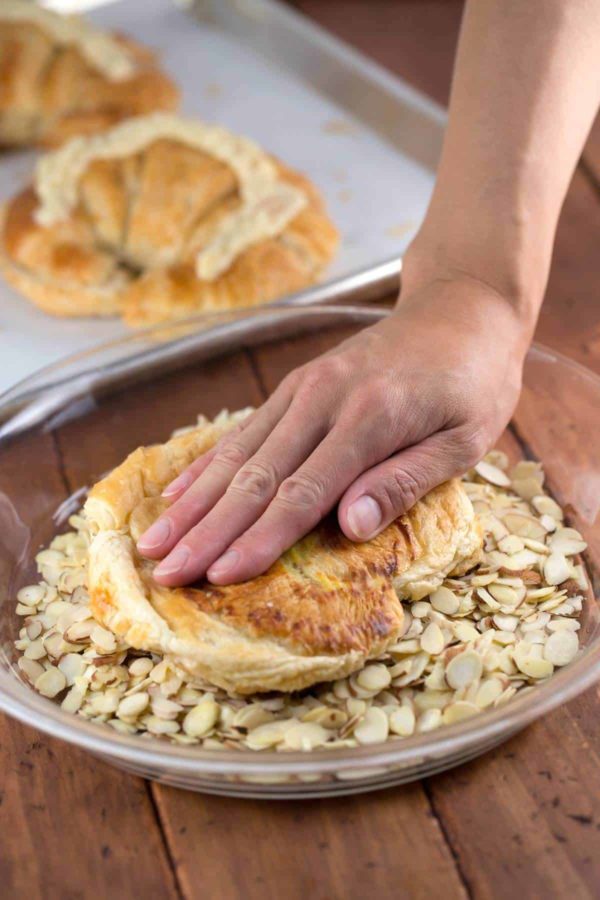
0,1,178,148
84,411,483,695
1,113,339,326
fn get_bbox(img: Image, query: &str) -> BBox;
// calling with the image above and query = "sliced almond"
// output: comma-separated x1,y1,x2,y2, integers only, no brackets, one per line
420,622,445,656
515,655,554,679
35,666,67,698
497,535,525,555
475,461,511,487
117,692,150,720
488,583,526,608
128,657,154,677
544,553,572,586
58,653,87,686
430,586,460,615
183,699,220,738
354,707,389,745
475,677,504,708
511,477,544,501
416,708,443,733
388,706,416,736
245,719,297,750
532,495,563,521
548,528,587,556
232,704,274,731
17,584,46,608
17,656,45,684
302,706,348,729
544,630,579,667
283,722,329,751
503,512,547,540
443,701,479,725
356,664,392,693
445,650,483,689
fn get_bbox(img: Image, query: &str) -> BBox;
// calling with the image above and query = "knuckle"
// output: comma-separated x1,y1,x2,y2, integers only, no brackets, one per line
353,381,397,424
277,470,326,512
301,356,347,391
364,375,392,402
295,371,322,398
229,460,278,500
280,367,302,392
380,466,426,515
456,426,490,466
343,388,373,423
213,439,249,469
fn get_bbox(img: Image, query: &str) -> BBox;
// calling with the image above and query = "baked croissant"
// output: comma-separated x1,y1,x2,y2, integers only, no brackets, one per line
1,114,339,325
0,1,178,147
85,411,482,695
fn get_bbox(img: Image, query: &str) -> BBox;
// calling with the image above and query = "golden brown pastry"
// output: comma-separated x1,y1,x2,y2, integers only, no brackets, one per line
0,1,178,147
1,114,339,324
84,411,482,695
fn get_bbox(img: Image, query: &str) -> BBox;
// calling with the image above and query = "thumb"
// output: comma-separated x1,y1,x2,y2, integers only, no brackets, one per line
338,432,465,541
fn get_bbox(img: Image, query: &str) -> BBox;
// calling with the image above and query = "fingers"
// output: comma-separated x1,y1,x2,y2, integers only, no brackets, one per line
202,425,372,585
151,404,330,585
161,423,246,501
161,440,229,501
338,431,464,541
137,388,291,559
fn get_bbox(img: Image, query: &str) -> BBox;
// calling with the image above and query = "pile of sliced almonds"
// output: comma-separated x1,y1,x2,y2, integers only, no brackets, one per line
13,451,589,753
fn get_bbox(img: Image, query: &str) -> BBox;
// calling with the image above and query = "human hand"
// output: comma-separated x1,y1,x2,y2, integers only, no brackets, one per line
138,271,530,587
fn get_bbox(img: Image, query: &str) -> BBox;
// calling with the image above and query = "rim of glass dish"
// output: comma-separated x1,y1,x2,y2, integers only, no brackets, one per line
0,303,599,776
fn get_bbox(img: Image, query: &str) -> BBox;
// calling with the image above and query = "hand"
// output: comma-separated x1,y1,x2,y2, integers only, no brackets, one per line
138,272,530,587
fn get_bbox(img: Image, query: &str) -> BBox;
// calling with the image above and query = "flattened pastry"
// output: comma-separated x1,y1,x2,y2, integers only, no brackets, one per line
0,1,178,147
85,411,482,694
1,114,338,324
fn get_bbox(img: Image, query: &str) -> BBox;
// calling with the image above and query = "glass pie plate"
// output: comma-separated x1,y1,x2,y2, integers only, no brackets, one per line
0,304,598,799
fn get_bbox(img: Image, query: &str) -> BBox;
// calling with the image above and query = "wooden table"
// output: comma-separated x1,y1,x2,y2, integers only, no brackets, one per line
2,3,599,897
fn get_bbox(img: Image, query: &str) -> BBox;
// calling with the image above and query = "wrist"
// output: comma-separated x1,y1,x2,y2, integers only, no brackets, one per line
401,224,544,340
396,247,535,365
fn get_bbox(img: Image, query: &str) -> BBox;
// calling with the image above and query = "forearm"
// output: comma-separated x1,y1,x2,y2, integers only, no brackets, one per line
404,0,600,334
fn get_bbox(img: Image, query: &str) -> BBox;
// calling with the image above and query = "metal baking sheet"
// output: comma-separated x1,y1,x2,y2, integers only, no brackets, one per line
0,0,445,395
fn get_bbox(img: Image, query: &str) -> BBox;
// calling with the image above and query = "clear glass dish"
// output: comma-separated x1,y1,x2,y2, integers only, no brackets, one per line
0,304,598,799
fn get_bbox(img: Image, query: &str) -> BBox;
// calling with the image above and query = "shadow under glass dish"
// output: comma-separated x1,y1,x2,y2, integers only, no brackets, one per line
0,304,598,798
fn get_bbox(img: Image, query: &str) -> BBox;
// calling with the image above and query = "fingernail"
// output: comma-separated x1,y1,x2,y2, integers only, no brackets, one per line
162,472,193,498
154,546,190,578
207,549,240,581
347,495,382,540
137,519,172,552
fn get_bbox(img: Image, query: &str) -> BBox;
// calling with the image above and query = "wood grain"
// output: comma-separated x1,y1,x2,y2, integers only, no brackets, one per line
427,696,600,899
153,782,468,900
0,436,178,900
535,169,600,374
